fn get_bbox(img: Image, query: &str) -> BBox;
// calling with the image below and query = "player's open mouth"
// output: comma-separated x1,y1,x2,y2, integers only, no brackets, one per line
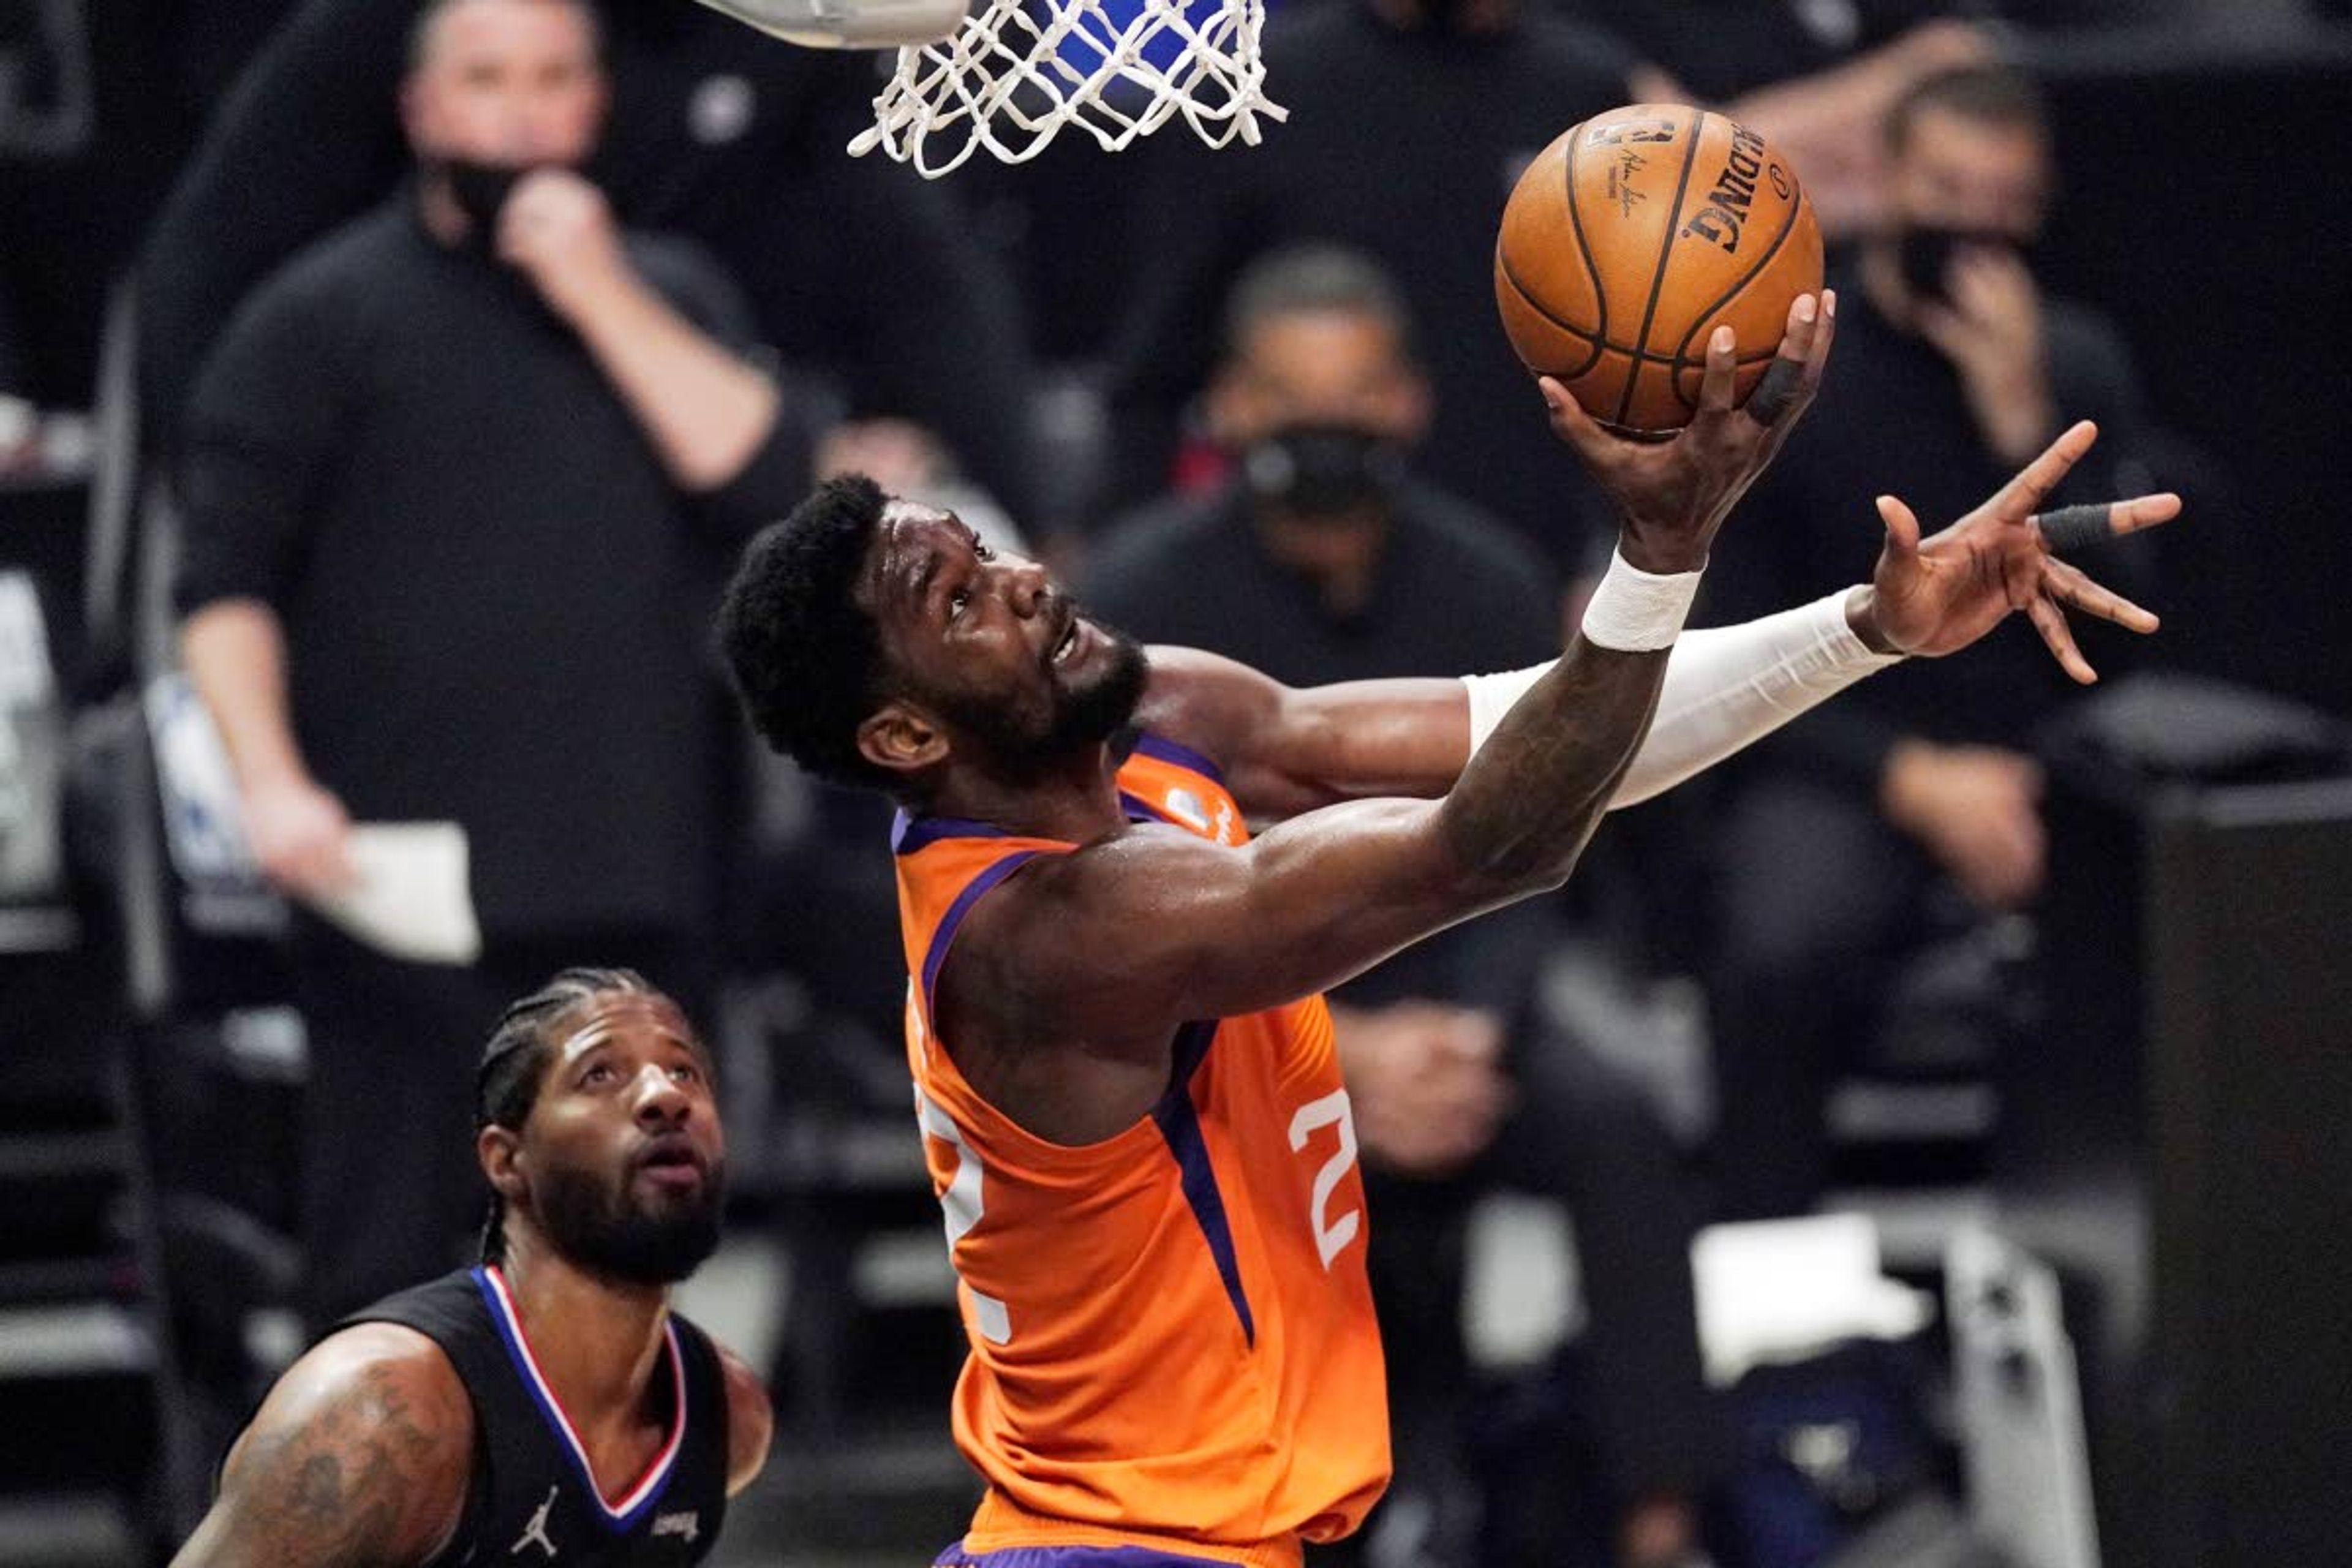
635,1136,705,1180
1050,620,1081,665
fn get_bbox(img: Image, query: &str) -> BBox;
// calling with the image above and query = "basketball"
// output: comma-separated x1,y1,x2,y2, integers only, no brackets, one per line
1494,105,1823,433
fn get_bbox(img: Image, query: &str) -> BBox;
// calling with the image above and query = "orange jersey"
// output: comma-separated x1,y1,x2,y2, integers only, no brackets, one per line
894,733,1390,1566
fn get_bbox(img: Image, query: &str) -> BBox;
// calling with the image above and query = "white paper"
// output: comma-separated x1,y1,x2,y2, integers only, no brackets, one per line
304,822,481,966
1690,1212,1936,1388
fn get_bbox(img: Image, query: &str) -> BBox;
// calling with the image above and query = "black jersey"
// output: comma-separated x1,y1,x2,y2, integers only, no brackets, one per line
345,1265,731,1566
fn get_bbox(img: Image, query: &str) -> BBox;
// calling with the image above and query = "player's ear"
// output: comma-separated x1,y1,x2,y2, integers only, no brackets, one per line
859,700,949,777
479,1125,524,1202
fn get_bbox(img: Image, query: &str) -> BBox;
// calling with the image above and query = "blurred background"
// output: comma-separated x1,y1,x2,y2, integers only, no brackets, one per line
1,1,2348,1565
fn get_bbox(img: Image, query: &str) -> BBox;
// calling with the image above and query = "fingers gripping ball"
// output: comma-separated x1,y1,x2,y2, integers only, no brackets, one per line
1496,105,1823,433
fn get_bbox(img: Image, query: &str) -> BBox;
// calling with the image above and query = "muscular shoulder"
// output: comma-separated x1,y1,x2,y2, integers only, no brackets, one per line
712,1340,774,1497
173,1322,473,1567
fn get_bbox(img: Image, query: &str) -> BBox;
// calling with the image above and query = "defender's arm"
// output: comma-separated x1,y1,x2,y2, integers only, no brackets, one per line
169,1324,473,1568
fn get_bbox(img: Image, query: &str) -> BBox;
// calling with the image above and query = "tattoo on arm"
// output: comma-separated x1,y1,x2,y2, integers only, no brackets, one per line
175,1352,465,1568
1438,642,1666,888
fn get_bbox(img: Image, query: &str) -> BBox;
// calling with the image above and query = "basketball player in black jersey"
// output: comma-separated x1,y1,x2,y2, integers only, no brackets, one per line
172,969,773,1566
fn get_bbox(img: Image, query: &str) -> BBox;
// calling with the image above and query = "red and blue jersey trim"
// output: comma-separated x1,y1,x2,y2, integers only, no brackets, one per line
472,1264,687,1530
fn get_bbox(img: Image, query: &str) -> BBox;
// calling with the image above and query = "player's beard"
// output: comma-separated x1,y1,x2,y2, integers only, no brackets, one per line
532,1152,727,1287
948,622,1150,783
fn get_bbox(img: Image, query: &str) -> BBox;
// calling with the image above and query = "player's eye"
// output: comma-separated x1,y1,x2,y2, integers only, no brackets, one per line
949,588,970,619
670,1061,702,1084
582,1063,616,1087
973,540,995,562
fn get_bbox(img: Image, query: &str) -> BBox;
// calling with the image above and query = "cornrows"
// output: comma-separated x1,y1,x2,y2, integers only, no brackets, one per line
474,967,655,1264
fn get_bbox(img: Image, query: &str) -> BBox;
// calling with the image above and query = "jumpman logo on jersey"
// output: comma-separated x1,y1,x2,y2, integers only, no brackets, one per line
510,1485,559,1558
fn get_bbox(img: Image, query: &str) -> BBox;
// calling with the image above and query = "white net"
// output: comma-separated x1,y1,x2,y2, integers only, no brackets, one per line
846,0,1287,178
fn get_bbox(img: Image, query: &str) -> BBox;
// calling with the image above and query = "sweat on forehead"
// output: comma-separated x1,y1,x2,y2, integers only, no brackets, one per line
862,504,981,606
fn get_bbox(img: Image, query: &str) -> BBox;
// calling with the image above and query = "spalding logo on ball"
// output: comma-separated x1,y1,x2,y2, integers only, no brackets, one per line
1495,105,1822,434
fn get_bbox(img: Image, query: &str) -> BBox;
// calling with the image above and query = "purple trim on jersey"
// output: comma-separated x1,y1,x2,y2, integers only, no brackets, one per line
470,1265,685,1531
1151,1021,1256,1349
893,809,1016,855
1129,732,1226,784
919,851,1042,1016
1119,791,1172,825
936,1544,1252,1568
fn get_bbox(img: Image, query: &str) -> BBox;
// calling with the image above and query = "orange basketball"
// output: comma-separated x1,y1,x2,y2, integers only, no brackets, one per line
1494,104,1823,433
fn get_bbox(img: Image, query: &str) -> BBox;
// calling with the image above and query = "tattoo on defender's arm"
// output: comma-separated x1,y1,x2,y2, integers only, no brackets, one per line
196,1361,451,1567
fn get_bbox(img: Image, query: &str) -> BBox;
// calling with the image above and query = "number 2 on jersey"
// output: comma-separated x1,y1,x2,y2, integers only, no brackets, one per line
1288,1088,1362,1268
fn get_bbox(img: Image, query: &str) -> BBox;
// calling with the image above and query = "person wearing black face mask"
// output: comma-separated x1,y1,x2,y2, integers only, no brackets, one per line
435,155,534,241
1087,247,1722,1568
175,0,816,1333
1864,64,2070,469
1692,62,2163,1225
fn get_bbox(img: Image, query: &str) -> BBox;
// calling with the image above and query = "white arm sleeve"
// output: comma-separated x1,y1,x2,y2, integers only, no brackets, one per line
1461,588,1906,809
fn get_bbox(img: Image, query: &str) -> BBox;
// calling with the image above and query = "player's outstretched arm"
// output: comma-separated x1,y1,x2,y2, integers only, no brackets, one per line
1142,417,2176,821
1860,418,2177,682
170,1325,472,1568
967,298,1834,1040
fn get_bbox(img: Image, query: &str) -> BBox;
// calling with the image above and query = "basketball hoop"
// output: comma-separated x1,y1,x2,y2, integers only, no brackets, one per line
691,0,980,50
872,0,1289,177
696,0,1285,179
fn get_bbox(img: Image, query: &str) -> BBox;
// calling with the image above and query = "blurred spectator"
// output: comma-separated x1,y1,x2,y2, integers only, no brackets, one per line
1086,247,1715,1568
1631,10,2000,240
137,0,1042,522
172,0,810,1329
1694,62,2160,1220
1096,0,1646,576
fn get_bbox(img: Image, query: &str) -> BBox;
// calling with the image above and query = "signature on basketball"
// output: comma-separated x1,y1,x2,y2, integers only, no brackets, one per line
1607,151,1649,219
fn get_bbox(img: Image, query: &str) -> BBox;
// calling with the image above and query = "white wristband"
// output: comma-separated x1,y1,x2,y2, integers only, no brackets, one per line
1579,548,1703,652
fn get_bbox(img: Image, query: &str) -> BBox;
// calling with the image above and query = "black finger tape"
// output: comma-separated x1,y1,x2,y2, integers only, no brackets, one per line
1746,357,1804,426
2035,504,2112,554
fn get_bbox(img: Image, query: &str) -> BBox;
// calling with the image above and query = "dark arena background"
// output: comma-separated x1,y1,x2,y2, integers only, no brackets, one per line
1,2,2346,1566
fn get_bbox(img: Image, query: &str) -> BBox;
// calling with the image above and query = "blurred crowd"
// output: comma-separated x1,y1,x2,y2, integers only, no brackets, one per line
1,1,2340,1566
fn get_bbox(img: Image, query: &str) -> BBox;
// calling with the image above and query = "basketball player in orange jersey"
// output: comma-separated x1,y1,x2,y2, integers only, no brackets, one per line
717,293,2174,1568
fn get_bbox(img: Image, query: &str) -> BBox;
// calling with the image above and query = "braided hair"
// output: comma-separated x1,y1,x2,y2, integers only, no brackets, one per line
474,967,658,1265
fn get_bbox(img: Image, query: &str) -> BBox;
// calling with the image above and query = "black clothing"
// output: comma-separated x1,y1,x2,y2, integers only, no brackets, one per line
1700,775,1944,1218
176,198,788,940
346,1267,731,1566
137,0,1041,521
176,196,783,1322
1099,3,1640,563
1085,478,1559,680
1084,478,1717,1526
1695,264,2155,1219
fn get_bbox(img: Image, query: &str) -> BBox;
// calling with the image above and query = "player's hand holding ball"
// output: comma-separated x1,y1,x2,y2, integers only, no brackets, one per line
1498,106,1834,568
1541,290,1834,573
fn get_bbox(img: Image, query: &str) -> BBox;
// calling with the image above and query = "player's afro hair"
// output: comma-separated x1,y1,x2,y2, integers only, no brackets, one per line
717,474,899,791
